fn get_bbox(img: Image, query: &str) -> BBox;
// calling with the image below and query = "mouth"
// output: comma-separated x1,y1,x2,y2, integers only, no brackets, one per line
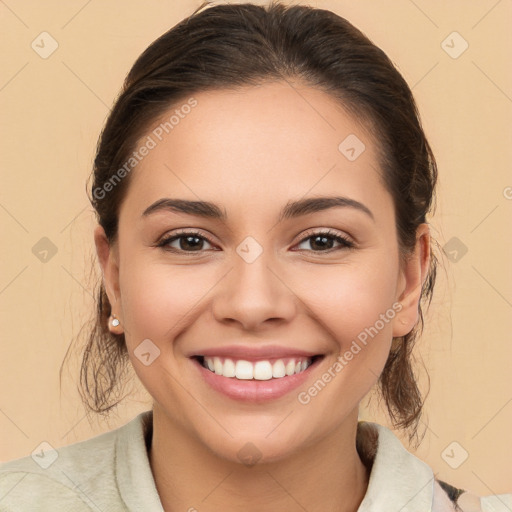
192,355,324,380
188,345,327,402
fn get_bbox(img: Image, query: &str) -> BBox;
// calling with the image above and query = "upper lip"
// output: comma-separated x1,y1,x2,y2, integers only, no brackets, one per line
188,344,323,360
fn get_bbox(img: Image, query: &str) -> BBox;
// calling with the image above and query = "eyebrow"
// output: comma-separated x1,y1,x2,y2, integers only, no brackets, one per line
141,196,374,222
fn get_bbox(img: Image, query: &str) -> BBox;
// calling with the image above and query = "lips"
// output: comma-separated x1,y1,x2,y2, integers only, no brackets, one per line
189,345,324,380
186,344,326,402
191,353,325,402
188,344,322,361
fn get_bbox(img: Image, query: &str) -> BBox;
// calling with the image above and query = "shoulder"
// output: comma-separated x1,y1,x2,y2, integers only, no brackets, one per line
434,478,512,512
357,421,511,512
0,412,150,511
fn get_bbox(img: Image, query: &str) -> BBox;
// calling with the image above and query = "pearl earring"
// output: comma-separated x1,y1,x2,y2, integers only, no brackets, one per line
111,315,120,327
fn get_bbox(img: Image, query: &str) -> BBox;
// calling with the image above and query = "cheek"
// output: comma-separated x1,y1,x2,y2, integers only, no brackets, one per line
117,260,216,402
294,255,400,393
297,257,399,339
290,260,400,420
118,259,212,349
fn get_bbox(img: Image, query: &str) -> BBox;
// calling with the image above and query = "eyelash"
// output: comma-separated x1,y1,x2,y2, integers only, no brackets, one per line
156,228,355,254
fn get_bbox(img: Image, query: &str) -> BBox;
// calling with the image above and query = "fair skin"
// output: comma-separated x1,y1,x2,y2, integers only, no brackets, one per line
95,81,430,512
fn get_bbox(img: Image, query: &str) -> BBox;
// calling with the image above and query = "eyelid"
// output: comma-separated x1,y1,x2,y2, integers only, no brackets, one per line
157,227,355,253
295,227,354,247
292,228,355,253
156,228,217,248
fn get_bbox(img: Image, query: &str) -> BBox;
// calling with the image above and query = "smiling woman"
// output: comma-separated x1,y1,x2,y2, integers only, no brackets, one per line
0,1,510,511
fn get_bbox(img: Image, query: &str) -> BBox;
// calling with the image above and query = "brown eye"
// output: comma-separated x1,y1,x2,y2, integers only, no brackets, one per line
295,230,354,252
157,231,215,253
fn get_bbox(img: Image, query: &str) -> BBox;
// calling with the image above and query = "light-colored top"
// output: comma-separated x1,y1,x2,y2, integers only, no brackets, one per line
0,411,510,511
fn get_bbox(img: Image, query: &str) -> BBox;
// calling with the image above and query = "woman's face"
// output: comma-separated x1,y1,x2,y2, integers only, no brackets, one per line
96,81,427,464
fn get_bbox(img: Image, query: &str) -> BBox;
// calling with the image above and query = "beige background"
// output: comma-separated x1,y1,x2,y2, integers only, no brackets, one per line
1,0,511,497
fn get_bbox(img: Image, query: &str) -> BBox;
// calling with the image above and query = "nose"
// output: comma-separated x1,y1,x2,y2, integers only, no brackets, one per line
211,252,297,331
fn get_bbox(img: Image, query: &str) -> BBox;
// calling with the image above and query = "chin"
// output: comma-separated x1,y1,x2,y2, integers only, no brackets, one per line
209,438,299,468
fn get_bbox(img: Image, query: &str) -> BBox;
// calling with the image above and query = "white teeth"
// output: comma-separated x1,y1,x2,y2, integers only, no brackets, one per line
213,357,223,375
235,360,253,380
254,361,273,380
201,356,313,380
272,360,286,378
223,358,236,378
285,360,295,376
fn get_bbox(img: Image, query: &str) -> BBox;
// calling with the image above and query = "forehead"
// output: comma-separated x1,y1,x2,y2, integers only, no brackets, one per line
120,81,389,221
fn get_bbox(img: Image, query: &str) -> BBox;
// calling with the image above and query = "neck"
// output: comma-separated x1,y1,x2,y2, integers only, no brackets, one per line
149,404,370,512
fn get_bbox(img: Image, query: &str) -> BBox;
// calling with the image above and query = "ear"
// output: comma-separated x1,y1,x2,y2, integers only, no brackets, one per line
94,224,122,321
393,223,431,337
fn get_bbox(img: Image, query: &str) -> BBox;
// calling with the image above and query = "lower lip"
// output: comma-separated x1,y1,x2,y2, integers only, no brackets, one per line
191,357,323,403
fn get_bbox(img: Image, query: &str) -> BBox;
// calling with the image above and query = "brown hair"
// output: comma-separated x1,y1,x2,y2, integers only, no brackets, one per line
67,0,438,446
